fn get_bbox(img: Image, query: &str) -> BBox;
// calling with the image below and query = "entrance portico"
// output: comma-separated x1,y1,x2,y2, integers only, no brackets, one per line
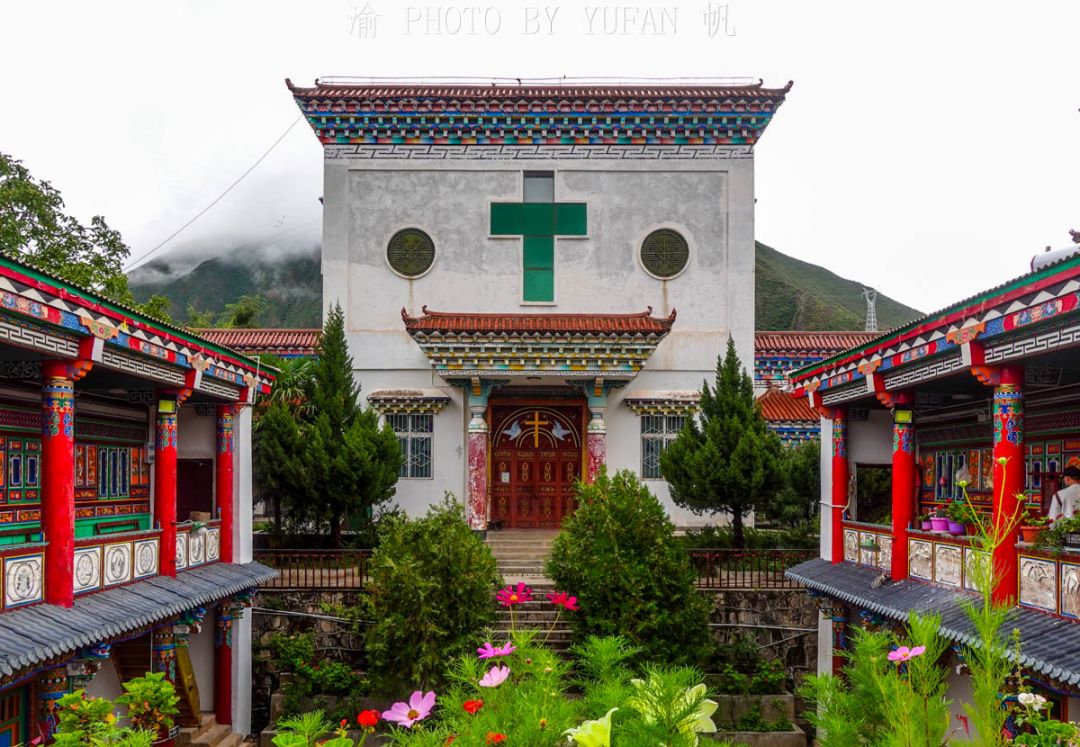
401,307,677,529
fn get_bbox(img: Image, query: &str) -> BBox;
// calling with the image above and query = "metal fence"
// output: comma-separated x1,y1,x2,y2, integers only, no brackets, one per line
688,548,815,589
254,549,371,590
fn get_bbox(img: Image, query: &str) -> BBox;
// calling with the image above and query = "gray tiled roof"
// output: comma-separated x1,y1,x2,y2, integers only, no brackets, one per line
786,558,1080,687
0,562,276,678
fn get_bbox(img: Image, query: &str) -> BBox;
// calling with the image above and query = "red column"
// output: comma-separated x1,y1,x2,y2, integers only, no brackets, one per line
216,406,235,564
991,366,1024,605
42,360,83,608
890,397,917,581
831,410,848,564
156,396,179,577
214,602,234,725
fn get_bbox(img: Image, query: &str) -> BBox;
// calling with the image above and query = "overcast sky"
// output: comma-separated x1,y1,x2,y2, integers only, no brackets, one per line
1,0,1078,314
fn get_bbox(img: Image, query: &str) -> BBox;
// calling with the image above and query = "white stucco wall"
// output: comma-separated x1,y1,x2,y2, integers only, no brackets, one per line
324,153,756,527
177,406,215,461
819,416,834,561
188,618,215,713
85,658,123,702
232,404,254,735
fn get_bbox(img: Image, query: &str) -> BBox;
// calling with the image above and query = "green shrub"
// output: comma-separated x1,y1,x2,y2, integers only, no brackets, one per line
268,633,362,718
364,495,501,692
547,469,712,665
680,522,818,550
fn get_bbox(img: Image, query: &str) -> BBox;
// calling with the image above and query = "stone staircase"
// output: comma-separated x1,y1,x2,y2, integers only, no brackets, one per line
176,714,246,747
485,530,574,650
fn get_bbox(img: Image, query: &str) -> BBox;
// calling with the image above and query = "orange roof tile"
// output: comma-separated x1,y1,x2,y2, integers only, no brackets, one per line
193,328,320,356
755,331,880,354
402,307,676,335
758,387,818,422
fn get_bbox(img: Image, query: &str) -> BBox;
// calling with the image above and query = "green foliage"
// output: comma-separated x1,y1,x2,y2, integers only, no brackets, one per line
364,497,501,692
268,633,362,718
572,635,639,718
253,401,304,540
660,338,785,547
1035,513,1080,552
296,303,400,546
765,439,821,527
680,522,819,551
55,688,160,747
115,671,180,734
0,152,171,321
275,709,333,745
712,659,786,696
547,469,711,665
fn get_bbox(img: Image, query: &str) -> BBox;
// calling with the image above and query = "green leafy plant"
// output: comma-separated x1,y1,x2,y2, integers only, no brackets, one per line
54,690,158,747
547,469,712,665
364,496,501,692
115,671,180,736
1013,691,1080,746
274,710,333,746
1036,513,1080,552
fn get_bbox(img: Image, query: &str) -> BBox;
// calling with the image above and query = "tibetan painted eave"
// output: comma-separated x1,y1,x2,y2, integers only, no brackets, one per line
0,252,274,398
194,328,320,358
788,253,1080,407
288,78,791,146
402,307,676,378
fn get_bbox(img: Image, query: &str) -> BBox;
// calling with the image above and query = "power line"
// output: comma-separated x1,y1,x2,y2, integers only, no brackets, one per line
126,115,304,270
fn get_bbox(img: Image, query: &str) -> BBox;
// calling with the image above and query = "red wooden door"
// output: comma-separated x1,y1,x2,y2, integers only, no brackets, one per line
490,404,583,528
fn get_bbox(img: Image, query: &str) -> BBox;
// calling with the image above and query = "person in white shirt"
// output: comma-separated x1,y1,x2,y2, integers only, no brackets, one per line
1049,466,1080,521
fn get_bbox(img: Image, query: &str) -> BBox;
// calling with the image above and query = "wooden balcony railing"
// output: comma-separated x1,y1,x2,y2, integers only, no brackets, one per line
254,549,371,590
689,548,817,589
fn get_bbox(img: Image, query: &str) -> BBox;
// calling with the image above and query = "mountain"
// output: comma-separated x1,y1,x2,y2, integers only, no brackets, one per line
129,242,322,328
755,241,921,331
129,240,921,331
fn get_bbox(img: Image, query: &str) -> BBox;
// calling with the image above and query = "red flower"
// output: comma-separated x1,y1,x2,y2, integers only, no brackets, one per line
546,591,579,611
486,733,507,744
357,710,380,729
463,699,484,715
444,736,457,746
340,719,348,728
497,582,533,607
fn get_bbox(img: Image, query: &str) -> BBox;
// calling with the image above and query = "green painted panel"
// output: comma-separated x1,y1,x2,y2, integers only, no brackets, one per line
554,203,587,235
490,203,524,235
523,269,554,303
74,514,150,538
0,525,41,546
523,236,554,270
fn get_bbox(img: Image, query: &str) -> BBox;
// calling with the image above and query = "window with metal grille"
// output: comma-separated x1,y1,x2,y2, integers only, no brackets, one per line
640,414,685,479
387,413,434,479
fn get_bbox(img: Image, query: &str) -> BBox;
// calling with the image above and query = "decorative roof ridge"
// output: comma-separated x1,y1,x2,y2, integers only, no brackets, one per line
286,77,793,98
192,327,322,334
403,305,675,323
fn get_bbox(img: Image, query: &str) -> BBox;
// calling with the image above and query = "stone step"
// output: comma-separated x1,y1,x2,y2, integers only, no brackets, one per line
491,549,554,559
492,629,574,645
195,723,231,746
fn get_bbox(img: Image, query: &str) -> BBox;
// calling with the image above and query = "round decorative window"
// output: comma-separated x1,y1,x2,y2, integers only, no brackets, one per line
387,229,436,277
640,229,689,279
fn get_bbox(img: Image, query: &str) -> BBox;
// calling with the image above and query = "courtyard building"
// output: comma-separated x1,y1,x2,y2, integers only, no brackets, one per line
0,253,275,743
787,242,1080,729
287,78,790,528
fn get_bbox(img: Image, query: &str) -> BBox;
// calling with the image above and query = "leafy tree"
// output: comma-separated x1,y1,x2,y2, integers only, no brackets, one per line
547,469,712,665
222,294,267,328
363,497,500,692
0,152,171,320
294,303,399,546
764,439,821,527
185,304,216,328
659,338,784,547
252,401,303,540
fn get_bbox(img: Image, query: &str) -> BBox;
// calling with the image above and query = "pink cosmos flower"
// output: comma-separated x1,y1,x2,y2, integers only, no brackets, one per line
496,582,533,607
382,690,436,728
479,665,510,688
477,641,517,659
887,646,926,663
546,591,579,611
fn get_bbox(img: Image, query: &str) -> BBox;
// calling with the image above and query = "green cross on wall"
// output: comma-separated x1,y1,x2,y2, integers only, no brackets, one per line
490,193,587,303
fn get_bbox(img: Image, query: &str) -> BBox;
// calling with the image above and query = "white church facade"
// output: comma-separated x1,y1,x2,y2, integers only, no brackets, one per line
288,79,790,528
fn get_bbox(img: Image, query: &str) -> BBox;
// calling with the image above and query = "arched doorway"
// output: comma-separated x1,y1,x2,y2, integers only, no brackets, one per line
489,404,585,528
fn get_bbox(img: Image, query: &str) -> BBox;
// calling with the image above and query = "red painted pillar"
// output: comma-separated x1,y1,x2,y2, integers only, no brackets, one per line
890,396,917,581
156,396,179,577
831,410,848,564
42,360,82,608
991,366,1024,605
214,602,234,725
216,406,235,563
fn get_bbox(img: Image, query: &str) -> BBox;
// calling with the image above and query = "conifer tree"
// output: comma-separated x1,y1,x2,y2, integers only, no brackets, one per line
298,303,401,546
659,337,784,547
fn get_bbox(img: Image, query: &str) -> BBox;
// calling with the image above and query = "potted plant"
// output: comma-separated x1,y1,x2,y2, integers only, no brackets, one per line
946,501,980,536
116,672,180,746
1037,514,1080,553
1019,509,1050,544
917,514,933,531
929,506,949,533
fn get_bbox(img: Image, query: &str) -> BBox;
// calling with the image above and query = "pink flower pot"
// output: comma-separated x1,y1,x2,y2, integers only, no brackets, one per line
920,520,933,531
947,520,965,536
930,517,949,532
